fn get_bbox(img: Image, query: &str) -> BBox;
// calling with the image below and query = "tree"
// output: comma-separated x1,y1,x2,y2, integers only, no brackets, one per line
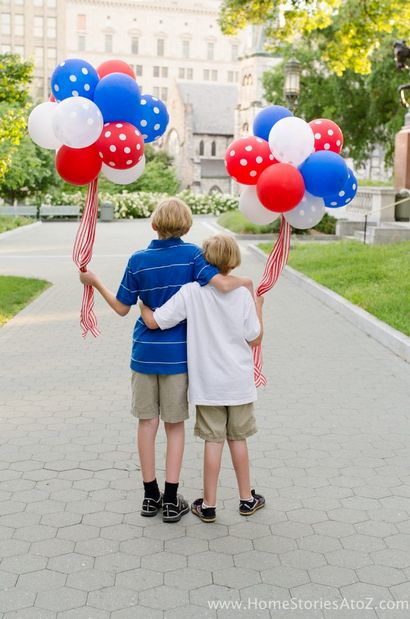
262,35,405,166
0,136,60,204
219,0,410,75
0,54,33,182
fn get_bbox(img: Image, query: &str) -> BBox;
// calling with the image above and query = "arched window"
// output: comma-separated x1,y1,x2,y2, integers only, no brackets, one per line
242,122,249,134
199,140,204,156
211,140,216,156
209,185,222,194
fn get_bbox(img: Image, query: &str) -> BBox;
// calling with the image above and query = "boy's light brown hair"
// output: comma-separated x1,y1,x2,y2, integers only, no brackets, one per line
151,198,192,239
202,235,241,275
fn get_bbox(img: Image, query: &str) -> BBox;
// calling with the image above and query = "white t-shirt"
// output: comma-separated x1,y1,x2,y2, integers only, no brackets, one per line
154,282,260,406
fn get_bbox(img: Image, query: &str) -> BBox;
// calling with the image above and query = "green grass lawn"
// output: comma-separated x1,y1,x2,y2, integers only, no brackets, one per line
218,210,279,234
0,216,34,234
0,276,50,326
258,240,410,336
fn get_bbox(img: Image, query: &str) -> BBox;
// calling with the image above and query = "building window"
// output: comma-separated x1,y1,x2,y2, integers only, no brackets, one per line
161,87,168,101
207,41,214,61
157,38,164,57
211,141,216,157
211,70,218,81
1,44,11,53
105,33,112,53
187,68,193,80
77,34,85,51
199,140,204,156
34,15,43,38
228,70,234,83
131,36,138,54
1,13,11,35
203,69,209,81
14,44,24,57
14,14,24,37
231,44,239,61
153,65,159,77
77,14,86,30
182,39,189,59
178,67,185,79
47,17,56,38
153,86,160,98
242,122,249,133
135,64,143,76
47,47,56,62
35,46,43,66
47,0,57,7
34,0,43,6
161,66,168,78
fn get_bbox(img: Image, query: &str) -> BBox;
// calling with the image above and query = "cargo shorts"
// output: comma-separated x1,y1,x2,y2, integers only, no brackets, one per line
131,371,189,423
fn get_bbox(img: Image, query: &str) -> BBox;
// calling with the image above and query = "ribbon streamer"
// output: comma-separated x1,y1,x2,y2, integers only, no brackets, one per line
253,215,291,387
72,178,100,338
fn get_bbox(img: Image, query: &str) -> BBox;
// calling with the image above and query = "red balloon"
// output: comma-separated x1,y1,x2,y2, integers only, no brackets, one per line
96,122,144,170
56,145,102,186
225,136,276,185
49,93,55,102
97,60,136,80
256,163,305,213
309,118,343,154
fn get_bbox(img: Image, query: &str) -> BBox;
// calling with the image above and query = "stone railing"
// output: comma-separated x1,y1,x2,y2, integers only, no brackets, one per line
329,187,396,224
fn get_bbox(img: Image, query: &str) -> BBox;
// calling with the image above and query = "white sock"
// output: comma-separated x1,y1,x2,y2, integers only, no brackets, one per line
241,496,254,503
202,501,216,509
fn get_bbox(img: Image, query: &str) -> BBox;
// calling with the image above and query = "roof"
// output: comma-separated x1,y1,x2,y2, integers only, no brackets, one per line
200,159,228,178
177,83,238,136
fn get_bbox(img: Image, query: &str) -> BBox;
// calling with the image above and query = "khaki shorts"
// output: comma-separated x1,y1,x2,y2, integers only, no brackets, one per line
194,403,257,442
131,371,189,423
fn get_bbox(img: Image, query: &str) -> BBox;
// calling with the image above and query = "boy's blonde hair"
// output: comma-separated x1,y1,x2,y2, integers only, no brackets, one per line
151,198,192,239
202,235,241,275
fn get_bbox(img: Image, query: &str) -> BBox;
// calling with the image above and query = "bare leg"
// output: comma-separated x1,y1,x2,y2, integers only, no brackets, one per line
164,421,185,483
203,441,224,506
228,439,252,500
137,417,159,482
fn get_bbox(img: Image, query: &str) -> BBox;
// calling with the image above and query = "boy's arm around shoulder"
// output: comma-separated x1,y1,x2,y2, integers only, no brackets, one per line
210,273,254,297
140,285,188,331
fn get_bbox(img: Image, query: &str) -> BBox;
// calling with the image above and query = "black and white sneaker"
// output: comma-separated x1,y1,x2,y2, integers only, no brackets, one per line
191,498,216,523
141,493,162,517
162,494,189,523
239,489,265,516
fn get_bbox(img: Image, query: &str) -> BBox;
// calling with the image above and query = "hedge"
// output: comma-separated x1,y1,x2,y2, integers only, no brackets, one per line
40,189,239,219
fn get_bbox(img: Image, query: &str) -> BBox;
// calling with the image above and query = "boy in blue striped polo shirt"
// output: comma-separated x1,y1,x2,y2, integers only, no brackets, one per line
80,198,253,522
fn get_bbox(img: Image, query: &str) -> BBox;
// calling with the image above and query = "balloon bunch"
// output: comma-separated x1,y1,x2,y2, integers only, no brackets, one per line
225,105,358,230
28,58,169,186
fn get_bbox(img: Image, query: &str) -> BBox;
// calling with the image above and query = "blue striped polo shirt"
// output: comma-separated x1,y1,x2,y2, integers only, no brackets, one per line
116,237,218,374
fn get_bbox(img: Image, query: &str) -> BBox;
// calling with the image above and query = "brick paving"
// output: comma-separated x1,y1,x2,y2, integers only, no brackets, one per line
0,218,409,618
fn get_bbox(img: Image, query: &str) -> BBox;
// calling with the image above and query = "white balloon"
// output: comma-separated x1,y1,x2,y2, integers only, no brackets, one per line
52,96,103,149
28,102,61,150
284,192,325,229
102,155,146,184
239,185,280,225
269,116,314,167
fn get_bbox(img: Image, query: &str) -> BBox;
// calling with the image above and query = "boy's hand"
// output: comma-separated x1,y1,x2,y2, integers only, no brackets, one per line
79,270,100,288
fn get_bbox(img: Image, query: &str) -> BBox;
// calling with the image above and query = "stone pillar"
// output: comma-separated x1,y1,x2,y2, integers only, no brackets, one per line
394,111,410,190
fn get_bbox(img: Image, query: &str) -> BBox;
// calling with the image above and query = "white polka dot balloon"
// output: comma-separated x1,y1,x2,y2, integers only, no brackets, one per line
52,96,103,149
135,94,169,143
224,136,275,185
284,192,325,229
309,118,343,154
96,122,144,169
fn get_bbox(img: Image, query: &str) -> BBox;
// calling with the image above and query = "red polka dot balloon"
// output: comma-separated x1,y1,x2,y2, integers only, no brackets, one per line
96,121,144,170
309,118,343,154
225,136,276,185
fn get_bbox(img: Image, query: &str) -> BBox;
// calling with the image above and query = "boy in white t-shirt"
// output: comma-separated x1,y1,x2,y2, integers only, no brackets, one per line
140,235,265,523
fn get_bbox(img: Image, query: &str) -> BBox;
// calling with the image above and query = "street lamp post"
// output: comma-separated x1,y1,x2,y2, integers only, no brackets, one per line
284,58,301,113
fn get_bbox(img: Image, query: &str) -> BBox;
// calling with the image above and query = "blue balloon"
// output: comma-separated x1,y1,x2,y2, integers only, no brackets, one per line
51,59,99,102
253,105,293,141
93,73,141,124
324,168,358,208
299,151,349,198
134,94,169,143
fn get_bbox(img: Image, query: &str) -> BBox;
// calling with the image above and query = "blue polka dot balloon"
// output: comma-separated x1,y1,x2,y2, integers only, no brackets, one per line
51,59,99,102
324,167,358,208
135,94,169,143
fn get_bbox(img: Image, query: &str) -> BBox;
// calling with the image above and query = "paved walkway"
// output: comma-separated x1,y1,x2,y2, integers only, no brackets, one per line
0,218,409,619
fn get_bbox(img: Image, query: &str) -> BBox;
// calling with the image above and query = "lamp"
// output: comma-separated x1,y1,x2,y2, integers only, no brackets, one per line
284,57,301,112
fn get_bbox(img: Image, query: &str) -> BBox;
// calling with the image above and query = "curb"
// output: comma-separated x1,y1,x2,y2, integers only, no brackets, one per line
248,243,410,364
0,221,42,241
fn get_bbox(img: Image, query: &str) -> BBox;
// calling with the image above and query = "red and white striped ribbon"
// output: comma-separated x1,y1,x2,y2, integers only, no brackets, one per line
72,178,100,338
253,215,291,387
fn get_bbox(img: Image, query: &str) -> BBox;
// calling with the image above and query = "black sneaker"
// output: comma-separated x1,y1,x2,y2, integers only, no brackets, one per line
239,489,265,516
141,493,162,517
162,493,189,523
191,498,216,523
